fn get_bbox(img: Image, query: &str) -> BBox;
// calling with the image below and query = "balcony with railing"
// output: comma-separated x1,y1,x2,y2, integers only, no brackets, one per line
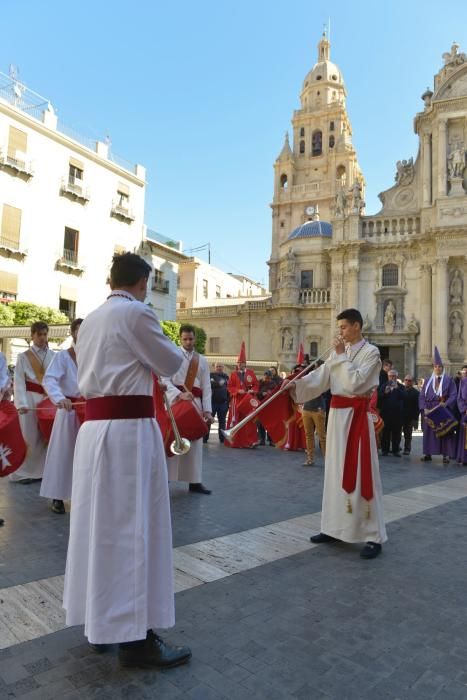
60,176,90,204
360,216,421,242
110,201,135,224
0,148,34,178
277,181,324,202
299,288,331,305
152,279,170,294
0,234,26,259
56,248,84,274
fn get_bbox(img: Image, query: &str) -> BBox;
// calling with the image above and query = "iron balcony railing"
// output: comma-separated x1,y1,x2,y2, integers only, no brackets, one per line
111,201,135,222
0,149,34,176
0,235,21,251
60,176,90,202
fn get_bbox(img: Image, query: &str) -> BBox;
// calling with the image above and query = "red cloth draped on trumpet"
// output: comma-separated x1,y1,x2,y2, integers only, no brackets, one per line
225,368,259,448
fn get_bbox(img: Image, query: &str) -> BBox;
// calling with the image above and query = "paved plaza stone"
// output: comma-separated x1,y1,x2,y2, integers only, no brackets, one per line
2,434,467,698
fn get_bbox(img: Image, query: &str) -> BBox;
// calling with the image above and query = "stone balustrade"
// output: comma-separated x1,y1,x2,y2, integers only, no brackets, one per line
299,288,331,304
177,299,270,319
360,216,421,240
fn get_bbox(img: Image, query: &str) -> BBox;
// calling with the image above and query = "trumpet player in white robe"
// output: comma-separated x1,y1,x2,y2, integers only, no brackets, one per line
40,318,83,514
288,308,387,559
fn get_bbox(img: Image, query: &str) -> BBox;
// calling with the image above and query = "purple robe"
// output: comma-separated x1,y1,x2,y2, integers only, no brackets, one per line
457,378,467,464
419,374,458,458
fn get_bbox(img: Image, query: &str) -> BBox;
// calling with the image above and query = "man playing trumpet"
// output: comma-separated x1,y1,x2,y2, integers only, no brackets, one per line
287,308,387,559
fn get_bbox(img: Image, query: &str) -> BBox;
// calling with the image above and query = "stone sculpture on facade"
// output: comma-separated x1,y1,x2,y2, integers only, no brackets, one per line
406,314,419,334
450,311,463,344
350,180,364,213
384,300,396,333
449,269,463,304
448,143,466,179
335,187,347,217
362,314,372,333
394,158,414,186
282,328,294,351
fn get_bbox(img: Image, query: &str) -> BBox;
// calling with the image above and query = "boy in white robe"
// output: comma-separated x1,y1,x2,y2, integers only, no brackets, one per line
11,322,55,483
40,318,83,514
63,252,191,669
288,308,387,559
163,324,213,494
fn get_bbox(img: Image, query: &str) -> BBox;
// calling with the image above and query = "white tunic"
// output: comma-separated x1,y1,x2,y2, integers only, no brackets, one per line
294,341,387,544
163,351,212,483
40,350,80,501
11,346,55,481
63,292,183,644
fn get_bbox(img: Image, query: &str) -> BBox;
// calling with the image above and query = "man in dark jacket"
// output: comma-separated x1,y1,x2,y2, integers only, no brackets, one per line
379,369,405,456
204,363,230,443
402,375,420,455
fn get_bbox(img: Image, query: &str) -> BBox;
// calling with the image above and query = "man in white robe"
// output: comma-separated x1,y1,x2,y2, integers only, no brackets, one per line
40,318,83,514
0,350,10,525
63,252,191,669
289,308,387,559
163,325,213,494
11,322,55,483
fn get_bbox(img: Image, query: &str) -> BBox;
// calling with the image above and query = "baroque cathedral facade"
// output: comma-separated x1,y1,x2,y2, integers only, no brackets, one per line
178,34,467,376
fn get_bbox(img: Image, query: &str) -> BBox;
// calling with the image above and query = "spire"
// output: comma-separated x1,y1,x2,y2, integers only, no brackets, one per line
276,131,293,162
317,29,330,62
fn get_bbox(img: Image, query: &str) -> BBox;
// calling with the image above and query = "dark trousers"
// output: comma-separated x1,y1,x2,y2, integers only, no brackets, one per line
204,402,229,443
257,423,273,444
403,420,415,452
381,420,402,455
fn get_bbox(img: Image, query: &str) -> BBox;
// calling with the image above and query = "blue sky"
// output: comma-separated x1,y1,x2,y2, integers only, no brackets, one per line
1,1,466,286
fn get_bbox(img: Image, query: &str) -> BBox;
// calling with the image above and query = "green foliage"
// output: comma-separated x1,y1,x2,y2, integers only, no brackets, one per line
160,320,207,354
6,302,69,326
0,304,15,325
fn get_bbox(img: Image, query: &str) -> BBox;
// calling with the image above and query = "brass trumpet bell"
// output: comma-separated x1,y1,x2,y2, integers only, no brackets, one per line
170,437,191,456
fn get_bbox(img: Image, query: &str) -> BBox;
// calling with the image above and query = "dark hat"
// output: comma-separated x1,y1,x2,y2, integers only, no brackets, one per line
264,370,272,377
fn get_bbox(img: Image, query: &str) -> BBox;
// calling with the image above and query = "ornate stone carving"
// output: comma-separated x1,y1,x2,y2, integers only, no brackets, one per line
442,43,467,70
394,188,415,208
449,268,463,303
447,142,466,179
281,328,294,351
362,314,372,333
349,180,364,213
335,187,347,217
395,158,414,186
406,314,419,334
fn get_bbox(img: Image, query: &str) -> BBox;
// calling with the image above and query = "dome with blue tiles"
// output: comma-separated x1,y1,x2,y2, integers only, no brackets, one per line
288,219,332,240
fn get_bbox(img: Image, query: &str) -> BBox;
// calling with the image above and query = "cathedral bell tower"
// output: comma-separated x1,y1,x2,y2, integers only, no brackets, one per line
269,32,365,297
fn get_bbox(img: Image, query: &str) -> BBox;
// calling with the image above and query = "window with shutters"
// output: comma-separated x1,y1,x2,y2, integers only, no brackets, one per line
0,271,18,300
69,163,83,186
312,130,322,156
310,341,318,358
209,337,220,353
7,127,27,167
300,270,313,289
117,183,130,210
202,279,208,298
1,204,21,250
111,182,134,222
59,298,76,320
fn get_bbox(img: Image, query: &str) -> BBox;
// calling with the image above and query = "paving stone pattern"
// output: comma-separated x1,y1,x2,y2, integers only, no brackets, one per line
1,436,467,698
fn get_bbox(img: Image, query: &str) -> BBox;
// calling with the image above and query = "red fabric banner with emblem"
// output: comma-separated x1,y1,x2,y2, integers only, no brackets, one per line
0,401,27,477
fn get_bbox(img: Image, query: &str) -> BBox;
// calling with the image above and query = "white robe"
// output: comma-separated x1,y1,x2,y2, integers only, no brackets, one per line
163,351,212,483
40,350,80,501
63,292,183,644
294,341,387,544
11,347,55,481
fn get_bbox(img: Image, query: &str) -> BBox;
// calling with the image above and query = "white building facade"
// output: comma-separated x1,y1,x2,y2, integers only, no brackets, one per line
0,71,145,320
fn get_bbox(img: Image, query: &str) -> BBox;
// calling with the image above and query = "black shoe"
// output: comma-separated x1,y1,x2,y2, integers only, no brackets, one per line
420,455,432,462
0,518,4,527
403,449,410,455
310,532,339,544
259,440,266,446
119,630,192,669
360,542,382,559
89,643,111,653
189,483,212,495
51,499,65,514
443,456,450,464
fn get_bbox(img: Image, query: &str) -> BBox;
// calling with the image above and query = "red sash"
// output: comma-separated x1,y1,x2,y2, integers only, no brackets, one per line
85,395,154,421
25,380,45,395
330,395,373,502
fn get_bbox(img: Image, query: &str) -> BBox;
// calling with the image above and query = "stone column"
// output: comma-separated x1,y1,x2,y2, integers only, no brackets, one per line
436,257,449,360
347,267,359,308
422,132,432,206
438,119,448,197
419,264,432,362
463,261,467,364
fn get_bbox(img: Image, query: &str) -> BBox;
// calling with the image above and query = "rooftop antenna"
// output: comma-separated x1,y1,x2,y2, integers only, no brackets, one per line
328,17,331,42
8,64,24,105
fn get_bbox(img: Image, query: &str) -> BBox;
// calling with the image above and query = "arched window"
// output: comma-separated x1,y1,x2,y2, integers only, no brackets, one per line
329,121,335,131
300,127,305,137
310,341,318,358
329,135,335,148
299,140,305,154
336,164,346,183
312,130,322,157
280,173,288,189
382,264,399,286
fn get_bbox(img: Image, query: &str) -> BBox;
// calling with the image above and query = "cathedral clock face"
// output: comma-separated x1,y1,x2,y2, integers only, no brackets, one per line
305,206,315,216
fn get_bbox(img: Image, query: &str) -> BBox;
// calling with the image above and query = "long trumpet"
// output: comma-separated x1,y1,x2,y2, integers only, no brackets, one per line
221,341,338,443
162,392,191,456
